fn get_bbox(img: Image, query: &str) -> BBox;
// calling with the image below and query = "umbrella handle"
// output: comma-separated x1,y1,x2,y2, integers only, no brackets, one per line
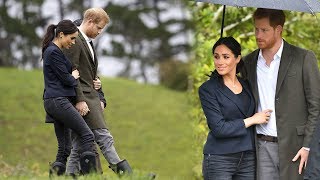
220,5,226,38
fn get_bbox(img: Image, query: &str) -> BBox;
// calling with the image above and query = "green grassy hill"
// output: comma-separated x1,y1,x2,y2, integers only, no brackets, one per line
0,67,198,179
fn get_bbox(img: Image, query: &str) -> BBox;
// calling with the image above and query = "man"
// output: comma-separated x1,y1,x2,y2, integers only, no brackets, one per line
63,8,132,175
243,8,320,180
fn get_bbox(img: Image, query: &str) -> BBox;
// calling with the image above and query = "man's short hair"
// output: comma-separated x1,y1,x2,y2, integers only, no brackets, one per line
83,8,110,25
253,8,285,28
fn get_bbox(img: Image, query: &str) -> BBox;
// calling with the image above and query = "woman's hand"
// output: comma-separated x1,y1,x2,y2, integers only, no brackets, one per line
244,109,273,127
72,69,80,79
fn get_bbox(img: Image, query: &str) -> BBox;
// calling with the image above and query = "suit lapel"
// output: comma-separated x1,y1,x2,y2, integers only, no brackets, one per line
78,33,96,65
216,78,247,117
93,47,98,77
276,41,293,96
241,79,255,117
246,50,260,107
78,33,98,77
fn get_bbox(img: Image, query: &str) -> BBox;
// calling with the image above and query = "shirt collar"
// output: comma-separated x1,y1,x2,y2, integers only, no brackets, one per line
78,28,92,42
258,39,284,61
275,39,284,60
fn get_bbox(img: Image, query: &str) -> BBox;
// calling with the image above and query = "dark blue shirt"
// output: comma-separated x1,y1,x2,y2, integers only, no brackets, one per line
43,42,77,99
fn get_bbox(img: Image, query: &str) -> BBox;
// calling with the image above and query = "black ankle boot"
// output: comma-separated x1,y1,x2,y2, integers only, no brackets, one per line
109,159,133,176
80,151,97,174
49,161,66,177
147,173,156,179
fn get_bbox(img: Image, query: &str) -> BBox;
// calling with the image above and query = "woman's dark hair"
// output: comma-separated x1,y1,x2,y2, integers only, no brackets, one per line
211,36,244,75
41,19,78,57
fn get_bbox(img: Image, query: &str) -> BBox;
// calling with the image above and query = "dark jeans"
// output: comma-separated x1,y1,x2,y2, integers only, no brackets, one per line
44,97,95,164
202,150,256,180
53,121,71,164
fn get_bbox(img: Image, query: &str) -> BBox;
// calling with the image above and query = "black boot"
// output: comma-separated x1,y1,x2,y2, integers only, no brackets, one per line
80,151,97,174
146,173,156,180
49,161,66,177
109,159,133,176
95,153,103,174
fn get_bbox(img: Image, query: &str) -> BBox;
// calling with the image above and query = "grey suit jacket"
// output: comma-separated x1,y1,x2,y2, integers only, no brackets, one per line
63,32,107,129
243,40,320,180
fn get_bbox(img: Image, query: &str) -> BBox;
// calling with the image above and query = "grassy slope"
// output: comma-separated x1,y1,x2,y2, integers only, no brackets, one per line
0,68,198,179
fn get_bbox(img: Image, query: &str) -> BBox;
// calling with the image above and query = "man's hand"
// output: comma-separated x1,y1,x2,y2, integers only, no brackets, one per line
100,101,105,110
75,101,90,116
292,147,309,174
93,78,101,90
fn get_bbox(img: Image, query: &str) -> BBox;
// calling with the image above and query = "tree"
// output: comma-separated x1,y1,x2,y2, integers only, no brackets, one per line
0,0,95,68
0,0,193,88
0,0,46,68
104,0,193,83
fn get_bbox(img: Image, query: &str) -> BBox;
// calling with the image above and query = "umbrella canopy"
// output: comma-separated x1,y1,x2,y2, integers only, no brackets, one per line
197,0,320,14
196,0,320,37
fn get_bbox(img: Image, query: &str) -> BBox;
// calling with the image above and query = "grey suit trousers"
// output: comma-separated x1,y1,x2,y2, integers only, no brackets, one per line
257,140,280,180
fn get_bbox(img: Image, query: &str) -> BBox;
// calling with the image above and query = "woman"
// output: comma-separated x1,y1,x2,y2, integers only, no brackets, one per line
42,19,96,176
198,37,272,180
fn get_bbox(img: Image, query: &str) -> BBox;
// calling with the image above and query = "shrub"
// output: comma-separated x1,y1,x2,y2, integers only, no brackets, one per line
159,59,191,91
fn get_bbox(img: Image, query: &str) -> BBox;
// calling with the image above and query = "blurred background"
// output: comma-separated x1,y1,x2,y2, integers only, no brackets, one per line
0,0,199,179
0,0,195,89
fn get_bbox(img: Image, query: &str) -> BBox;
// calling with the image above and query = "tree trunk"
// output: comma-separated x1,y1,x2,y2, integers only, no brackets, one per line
118,60,131,78
139,61,148,83
57,0,64,20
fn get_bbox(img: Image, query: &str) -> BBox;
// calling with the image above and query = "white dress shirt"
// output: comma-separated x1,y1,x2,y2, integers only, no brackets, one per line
256,40,284,137
79,29,95,62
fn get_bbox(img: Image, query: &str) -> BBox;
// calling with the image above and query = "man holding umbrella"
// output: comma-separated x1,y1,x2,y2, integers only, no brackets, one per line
243,8,320,180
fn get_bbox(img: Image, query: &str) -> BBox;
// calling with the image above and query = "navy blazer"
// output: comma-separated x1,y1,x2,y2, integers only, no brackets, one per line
43,42,77,99
198,73,255,155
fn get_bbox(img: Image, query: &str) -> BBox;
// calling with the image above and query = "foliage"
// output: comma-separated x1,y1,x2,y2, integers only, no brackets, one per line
104,0,193,83
0,0,46,67
0,155,154,179
159,59,190,91
189,1,320,178
0,67,199,179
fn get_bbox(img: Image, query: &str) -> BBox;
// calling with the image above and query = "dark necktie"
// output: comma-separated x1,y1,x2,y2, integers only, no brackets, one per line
89,40,95,51
89,40,95,62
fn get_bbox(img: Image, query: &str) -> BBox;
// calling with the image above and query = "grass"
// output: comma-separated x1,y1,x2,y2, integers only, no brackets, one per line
0,67,199,179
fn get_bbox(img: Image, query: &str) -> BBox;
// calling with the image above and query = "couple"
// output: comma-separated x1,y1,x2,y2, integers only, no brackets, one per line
42,8,132,176
199,8,320,180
